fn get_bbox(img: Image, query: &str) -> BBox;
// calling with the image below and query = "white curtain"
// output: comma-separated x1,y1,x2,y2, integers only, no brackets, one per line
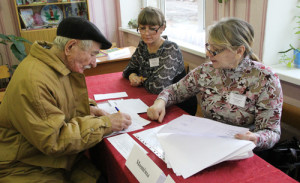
88,0,121,47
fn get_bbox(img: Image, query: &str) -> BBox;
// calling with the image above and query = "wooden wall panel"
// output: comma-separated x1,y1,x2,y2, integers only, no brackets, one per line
20,28,57,53
0,0,19,67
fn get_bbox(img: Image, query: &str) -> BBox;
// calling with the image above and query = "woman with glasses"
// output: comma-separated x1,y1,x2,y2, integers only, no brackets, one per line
147,18,283,150
123,6,197,115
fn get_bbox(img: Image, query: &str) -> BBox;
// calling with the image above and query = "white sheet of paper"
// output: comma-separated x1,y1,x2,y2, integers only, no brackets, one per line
94,92,128,100
157,134,255,178
125,144,166,183
134,125,166,161
158,114,249,138
98,98,149,114
108,47,130,60
107,133,147,159
117,98,149,114
156,114,255,178
98,99,151,138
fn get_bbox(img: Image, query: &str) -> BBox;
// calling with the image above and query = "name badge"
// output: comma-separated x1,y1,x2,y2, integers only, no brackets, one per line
149,57,160,67
229,93,246,108
126,144,166,183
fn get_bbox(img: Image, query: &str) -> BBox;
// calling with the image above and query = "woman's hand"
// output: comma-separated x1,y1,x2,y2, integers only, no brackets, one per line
235,131,258,145
147,99,166,123
129,73,143,87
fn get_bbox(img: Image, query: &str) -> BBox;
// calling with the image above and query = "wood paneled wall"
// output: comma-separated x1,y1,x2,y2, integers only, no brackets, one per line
0,0,20,67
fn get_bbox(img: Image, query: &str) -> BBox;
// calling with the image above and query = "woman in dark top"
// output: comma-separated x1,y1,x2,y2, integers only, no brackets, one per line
123,6,197,115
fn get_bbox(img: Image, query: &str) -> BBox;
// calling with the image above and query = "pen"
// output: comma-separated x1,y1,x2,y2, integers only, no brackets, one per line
115,106,120,113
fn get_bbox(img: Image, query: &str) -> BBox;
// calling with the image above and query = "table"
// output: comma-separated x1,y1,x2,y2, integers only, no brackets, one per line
85,72,297,183
84,46,136,76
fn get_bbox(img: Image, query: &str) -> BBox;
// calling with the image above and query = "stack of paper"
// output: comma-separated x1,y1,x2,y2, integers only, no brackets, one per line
157,115,255,178
134,114,255,179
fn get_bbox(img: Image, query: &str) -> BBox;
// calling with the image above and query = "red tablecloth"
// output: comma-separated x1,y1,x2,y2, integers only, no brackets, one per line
86,72,297,183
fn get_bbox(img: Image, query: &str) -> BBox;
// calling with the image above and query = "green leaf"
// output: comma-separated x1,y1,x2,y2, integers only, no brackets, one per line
278,48,293,53
17,37,32,44
0,41,7,45
0,33,9,41
11,40,26,54
10,44,26,61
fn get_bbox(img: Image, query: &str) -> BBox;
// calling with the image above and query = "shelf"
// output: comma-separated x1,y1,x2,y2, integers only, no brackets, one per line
17,1,87,7
13,0,89,53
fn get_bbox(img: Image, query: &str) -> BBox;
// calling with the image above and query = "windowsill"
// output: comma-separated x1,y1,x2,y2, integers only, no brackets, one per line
119,27,206,58
269,64,300,86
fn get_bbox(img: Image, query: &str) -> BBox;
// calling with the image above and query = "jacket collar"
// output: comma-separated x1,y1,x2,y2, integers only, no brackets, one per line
30,41,71,76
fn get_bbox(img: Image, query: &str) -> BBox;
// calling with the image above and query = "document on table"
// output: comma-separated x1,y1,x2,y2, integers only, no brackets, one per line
107,133,147,159
98,98,151,137
133,125,166,161
97,98,149,114
94,92,128,100
134,114,256,179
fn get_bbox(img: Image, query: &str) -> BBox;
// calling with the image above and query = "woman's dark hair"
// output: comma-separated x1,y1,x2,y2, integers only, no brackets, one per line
138,6,166,27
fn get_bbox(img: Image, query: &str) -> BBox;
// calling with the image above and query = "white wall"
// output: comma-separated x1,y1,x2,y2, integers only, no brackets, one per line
119,0,142,28
263,0,300,66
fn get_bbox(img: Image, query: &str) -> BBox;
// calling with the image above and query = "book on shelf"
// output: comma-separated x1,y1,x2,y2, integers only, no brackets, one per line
19,8,34,29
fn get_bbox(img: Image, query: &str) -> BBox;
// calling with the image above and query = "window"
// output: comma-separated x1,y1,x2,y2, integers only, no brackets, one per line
143,0,205,52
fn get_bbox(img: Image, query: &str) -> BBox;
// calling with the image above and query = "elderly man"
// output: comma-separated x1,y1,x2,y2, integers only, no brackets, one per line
0,17,131,182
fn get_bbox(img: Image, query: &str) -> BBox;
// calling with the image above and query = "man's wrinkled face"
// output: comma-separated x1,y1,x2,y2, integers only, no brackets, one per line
65,40,100,73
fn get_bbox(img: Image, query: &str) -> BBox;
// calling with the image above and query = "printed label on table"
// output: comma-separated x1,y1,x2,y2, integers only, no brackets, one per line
125,144,166,183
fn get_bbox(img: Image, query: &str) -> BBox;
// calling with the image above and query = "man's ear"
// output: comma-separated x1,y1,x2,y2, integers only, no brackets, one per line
65,39,77,56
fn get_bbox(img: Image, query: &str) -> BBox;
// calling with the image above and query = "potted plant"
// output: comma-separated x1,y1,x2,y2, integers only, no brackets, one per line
128,18,138,29
0,33,32,73
0,33,32,92
278,6,300,68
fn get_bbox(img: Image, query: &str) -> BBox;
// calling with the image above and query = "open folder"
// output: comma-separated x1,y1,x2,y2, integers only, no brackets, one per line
134,114,255,179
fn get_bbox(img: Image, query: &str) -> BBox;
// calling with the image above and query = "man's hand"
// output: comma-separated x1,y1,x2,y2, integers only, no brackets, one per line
147,99,166,123
107,112,132,131
90,106,109,116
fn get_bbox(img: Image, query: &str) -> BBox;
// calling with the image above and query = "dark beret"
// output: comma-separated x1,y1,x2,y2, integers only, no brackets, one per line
57,17,112,49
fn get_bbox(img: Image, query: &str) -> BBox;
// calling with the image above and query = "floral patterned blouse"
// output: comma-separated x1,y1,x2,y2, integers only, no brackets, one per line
123,38,185,94
157,57,283,150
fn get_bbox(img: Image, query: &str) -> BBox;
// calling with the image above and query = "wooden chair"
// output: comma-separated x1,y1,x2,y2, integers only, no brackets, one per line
184,62,190,74
0,65,10,103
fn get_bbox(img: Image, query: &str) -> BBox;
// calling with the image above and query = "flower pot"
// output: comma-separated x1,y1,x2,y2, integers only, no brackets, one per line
294,49,300,68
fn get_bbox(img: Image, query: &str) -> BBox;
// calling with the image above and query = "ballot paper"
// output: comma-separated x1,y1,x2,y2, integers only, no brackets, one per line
94,92,128,100
107,133,147,159
134,114,256,179
100,98,149,114
98,99,151,137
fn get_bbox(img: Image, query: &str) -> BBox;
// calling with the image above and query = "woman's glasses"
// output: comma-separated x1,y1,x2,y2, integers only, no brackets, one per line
137,25,162,35
205,43,226,56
